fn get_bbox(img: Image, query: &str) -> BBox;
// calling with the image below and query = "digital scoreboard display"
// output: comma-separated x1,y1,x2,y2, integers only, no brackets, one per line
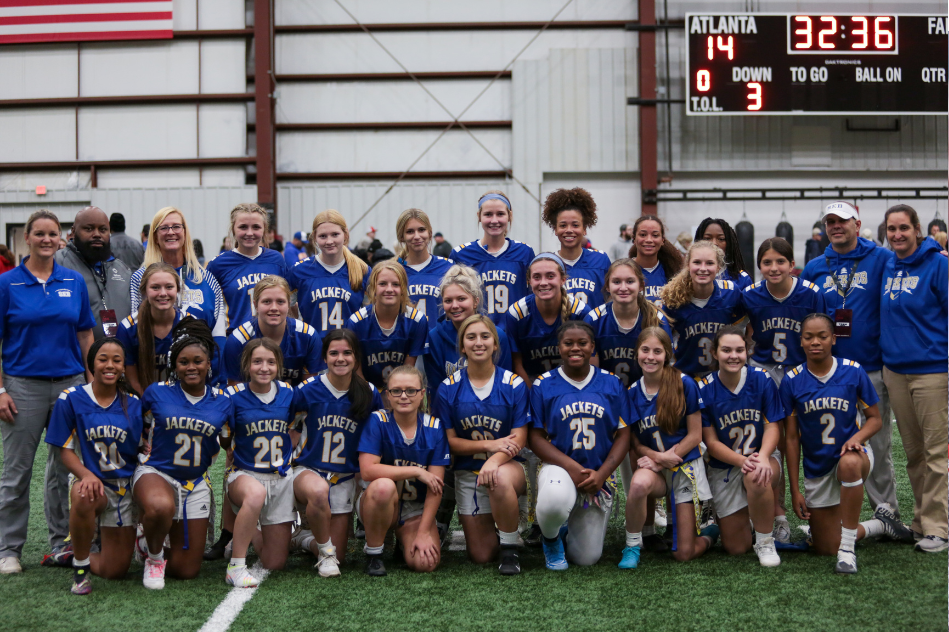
685,14,947,115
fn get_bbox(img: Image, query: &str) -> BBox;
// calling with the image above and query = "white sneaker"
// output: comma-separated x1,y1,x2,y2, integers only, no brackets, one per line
654,503,668,529
133,525,147,564
0,557,22,574
773,518,791,544
143,558,167,589
835,549,857,574
753,535,781,567
290,528,314,553
316,549,341,578
226,564,259,588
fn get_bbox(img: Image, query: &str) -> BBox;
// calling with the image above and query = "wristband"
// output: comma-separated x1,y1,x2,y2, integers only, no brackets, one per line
0,388,7,395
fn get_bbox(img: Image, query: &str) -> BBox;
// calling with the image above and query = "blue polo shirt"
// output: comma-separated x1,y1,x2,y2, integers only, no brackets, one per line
0,258,96,378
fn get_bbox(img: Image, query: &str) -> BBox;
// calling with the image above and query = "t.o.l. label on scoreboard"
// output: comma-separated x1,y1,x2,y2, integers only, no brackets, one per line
685,13,948,115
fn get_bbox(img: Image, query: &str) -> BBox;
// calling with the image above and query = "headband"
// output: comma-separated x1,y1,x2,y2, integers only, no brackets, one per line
530,252,566,275
478,193,511,210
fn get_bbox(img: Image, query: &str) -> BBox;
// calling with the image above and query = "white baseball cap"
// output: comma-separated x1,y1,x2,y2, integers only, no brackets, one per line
822,201,859,221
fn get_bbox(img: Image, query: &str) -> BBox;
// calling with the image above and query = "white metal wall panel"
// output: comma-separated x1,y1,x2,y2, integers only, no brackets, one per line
0,109,76,162
78,106,198,160
198,104,247,157
172,0,198,30
0,45,78,100
276,129,511,173
276,80,511,124
197,0,246,29
95,169,203,189
0,171,90,192
80,42,199,97
199,40,247,93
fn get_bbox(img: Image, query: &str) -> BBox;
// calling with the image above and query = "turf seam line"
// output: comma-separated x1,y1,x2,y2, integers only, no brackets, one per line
197,562,270,632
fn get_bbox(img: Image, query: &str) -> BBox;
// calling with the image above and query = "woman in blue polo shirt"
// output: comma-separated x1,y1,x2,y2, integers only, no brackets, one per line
0,210,96,574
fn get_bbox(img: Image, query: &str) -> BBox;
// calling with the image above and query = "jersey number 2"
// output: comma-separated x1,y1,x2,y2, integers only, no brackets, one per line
253,436,285,468
173,434,202,467
570,417,596,449
320,431,346,464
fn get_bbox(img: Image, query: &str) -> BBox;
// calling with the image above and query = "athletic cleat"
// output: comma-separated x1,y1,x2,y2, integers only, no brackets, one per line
753,535,781,567
542,535,568,571
524,524,543,547
700,524,721,547
143,558,167,589
0,557,22,574
654,503,668,529
834,549,857,574
204,534,230,561
71,568,92,596
498,545,521,575
617,545,642,569
316,550,341,577
290,527,315,553
354,518,366,540
642,533,669,553
365,554,387,576
226,564,259,588
915,535,948,553
41,544,73,568
773,518,792,544
872,505,914,543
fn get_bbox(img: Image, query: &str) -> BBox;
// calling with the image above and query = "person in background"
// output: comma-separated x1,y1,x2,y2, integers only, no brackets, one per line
284,231,308,267
357,227,378,252
933,231,947,249
141,224,150,248
927,218,947,237
432,232,453,259
267,229,283,253
108,213,145,270
608,224,633,262
674,232,692,256
0,245,14,275
193,240,205,266
56,207,132,342
694,218,753,291
804,227,824,264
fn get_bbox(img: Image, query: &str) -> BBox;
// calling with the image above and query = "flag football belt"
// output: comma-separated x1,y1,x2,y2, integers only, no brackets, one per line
669,461,701,552
101,479,130,528
173,473,209,551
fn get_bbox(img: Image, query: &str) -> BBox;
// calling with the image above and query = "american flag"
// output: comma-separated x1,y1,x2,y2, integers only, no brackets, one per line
0,0,173,44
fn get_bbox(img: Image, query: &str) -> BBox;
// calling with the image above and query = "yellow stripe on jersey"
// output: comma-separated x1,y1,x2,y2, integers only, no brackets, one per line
513,300,526,320
618,418,627,429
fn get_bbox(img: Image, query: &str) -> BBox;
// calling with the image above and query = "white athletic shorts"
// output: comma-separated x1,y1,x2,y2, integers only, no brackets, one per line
455,469,525,517
661,458,713,505
71,476,137,528
227,468,295,526
132,465,212,521
805,444,875,509
293,466,358,515
708,451,781,518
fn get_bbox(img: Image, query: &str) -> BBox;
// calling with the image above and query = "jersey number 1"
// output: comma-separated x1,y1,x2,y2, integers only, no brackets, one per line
319,302,343,330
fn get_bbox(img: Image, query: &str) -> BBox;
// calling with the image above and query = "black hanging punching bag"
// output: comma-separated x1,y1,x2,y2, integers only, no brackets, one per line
735,216,755,282
776,211,794,249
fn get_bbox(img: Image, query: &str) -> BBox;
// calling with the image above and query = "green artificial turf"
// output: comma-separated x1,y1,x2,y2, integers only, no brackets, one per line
0,430,945,632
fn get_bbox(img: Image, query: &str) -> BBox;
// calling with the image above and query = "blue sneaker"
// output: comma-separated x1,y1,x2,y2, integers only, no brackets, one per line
618,545,641,569
700,524,720,547
542,535,568,571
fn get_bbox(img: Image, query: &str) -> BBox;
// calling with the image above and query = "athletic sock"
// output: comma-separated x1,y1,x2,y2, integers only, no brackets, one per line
775,515,789,526
860,519,884,538
625,531,643,548
643,524,656,537
73,557,90,568
840,526,858,552
229,557,246,568
147,549,164,563
317,540,335,555
299,533,316,552
364,544,384,556
498,530,519,546
754,530,773,543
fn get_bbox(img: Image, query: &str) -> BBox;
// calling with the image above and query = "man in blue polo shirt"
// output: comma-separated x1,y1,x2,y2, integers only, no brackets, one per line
283,231,308,267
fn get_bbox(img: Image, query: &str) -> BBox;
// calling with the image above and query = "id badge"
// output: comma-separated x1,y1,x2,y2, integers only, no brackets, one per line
833,308,853,338
100,309,118,338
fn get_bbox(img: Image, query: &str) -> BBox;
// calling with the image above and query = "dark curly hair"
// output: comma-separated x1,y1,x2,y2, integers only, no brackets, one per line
694,218,747,280
86,337,136,413
167,316,217,383
542,187,598,230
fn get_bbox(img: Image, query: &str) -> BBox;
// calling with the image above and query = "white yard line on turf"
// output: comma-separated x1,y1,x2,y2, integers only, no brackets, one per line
197,562,270,632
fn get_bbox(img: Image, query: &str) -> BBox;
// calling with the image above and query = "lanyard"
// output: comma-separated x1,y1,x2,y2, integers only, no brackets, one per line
824,255,863,310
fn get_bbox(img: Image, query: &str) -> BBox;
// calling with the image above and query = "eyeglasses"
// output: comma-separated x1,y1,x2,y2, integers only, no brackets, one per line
388,388,420,398
157,224,184,234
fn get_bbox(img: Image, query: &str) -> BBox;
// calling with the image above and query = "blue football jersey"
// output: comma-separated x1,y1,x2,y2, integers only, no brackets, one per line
357,410,451,506
130,265,227,341
530,368,631,474
641,263,667,304
422,318,514,400
431,368,529,472
505,294,591,379
287,257,370,334
46,385,143,480
399,256,453,330
294,375,384,473
628,374,705,463
740,278,828,367
563,248,611,308
584,302,673,387
663,280,745,377
206,248,289,334
779,358,879,478
346,305,428,390
224,317,324,386
140,381,232,481
116,310,184,382
720,268,754,292
451,239,535,325
699,367,786,469
226,382,296,474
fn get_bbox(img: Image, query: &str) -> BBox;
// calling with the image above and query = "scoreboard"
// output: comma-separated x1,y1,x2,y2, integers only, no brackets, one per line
685,14,948,115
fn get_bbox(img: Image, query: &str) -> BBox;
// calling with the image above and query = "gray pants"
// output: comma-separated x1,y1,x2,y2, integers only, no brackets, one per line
0,373,84,559
863,370,899,514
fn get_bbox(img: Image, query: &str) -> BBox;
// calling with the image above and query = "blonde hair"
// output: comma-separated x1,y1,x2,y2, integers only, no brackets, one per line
439,264,484,314
312,210,368,292
477,189,513,236
528,255,572,322
457,314,500,363
386,364,426,391
395,208,433,261
366,259,414,314
660,240,725,310
26,209,61,235
252,275,292,307
144,206,204,284
229,203,269,240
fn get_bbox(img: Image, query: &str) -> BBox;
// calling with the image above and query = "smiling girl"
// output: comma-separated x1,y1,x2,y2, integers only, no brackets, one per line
396,208,454,330
627,215,683,304
542,188,611,308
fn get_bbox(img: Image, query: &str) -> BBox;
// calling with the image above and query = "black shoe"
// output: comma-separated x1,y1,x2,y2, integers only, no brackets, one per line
524,524,543,547
365,554,387,576
499,545,521,575
643,533,668,553
203,535,229,561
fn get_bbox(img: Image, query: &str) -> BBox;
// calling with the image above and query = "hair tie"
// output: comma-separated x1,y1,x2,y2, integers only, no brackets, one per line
530,252,566,275
478,193,511,210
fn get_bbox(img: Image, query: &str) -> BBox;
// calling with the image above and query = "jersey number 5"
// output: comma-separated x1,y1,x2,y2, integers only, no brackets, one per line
570,417,596,450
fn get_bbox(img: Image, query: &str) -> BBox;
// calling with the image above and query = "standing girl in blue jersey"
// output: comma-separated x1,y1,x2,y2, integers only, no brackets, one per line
346,260,427,391
289,209,370,334
694,218,753,291
451,190,535,325
207,203,288,334
542,188,611,308
292,329,383,577
432,315,528,574
220,339,296,587
529,321,631,570
46,338,142,594
132,318,232,589
624,327,717,568
628,215,683,304
357,366,450,576
781,314,900,574
396,208,453,330
660,241,745,379
699,326,783,567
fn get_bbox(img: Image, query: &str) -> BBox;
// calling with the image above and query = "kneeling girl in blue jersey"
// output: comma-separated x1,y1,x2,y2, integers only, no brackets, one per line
433,315,528,574
529,321,631,570
699,326,784,567
291,329,383,577
46,338,143,595
219,339,296,587
357,366,450,576
624,327,717,567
